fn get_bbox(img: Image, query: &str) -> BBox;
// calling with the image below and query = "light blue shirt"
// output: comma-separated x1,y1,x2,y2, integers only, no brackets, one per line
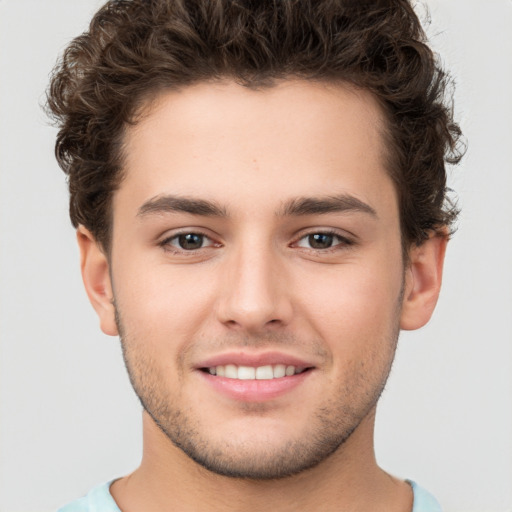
58,479,442,511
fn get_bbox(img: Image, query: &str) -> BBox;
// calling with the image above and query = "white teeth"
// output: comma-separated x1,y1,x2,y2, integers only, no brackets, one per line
207,364,305,380
285,365,295,376
238,366,256,380
225,364,237,379
255,365,273,380
273,364,286,378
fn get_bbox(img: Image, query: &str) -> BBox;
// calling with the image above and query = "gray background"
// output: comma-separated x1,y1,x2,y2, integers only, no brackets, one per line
1,1,511,511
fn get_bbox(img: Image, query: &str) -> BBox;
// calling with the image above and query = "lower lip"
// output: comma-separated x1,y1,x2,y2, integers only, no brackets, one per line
198,370,312,402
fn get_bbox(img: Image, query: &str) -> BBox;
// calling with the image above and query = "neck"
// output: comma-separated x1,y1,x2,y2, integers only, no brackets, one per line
110,409,412,512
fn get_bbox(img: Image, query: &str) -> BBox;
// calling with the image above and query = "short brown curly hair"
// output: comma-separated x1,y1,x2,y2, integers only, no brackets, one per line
47,0,462,254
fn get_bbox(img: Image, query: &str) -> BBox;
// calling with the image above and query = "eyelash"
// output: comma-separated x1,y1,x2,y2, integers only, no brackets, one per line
293,230,354,252
159,229,354,255
158,231,218,254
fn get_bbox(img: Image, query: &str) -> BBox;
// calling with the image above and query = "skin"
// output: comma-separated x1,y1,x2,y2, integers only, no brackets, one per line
78,80,447,512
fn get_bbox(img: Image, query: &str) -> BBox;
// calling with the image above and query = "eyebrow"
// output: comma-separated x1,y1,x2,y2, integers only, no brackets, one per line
137,193,377,219
278,194,377,218
138,195,228,218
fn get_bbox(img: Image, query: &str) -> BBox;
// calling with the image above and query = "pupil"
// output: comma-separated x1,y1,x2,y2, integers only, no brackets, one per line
179,233,203,250
309,233,333,249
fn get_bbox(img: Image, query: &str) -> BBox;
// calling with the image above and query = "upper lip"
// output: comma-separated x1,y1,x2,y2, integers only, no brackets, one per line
195,351,317,370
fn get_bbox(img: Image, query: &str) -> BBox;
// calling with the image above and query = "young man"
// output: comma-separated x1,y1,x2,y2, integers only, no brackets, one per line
48,1,462,510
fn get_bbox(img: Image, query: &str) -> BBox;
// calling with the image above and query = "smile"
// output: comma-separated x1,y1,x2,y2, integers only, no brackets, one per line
205,364,307,380
197,352,316,401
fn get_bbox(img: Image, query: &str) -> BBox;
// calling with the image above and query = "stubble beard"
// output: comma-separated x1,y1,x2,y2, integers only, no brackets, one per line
115,300,402,481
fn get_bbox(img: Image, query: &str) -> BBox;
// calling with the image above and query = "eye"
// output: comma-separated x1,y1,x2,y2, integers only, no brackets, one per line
162,232,215,251
295,232,351,250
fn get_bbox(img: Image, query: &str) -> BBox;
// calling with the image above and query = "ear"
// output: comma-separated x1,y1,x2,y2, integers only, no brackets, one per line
400,232,448,331
76,226,118,336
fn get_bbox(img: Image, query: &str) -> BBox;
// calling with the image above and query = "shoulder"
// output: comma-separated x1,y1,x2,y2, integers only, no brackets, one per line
408,480,443,512
57,480,120,512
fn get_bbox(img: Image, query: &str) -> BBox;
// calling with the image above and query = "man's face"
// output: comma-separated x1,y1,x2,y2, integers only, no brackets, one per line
108,80,406,478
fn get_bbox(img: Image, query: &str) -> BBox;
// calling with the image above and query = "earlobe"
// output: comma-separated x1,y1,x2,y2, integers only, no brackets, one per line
76,226,118,336
400,232,448,331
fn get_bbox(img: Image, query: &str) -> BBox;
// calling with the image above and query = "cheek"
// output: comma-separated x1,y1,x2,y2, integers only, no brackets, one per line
112,256,216,343
295,259,403,349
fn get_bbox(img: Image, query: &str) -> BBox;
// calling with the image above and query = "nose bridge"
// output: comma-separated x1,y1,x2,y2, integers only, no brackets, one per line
217,233,291,330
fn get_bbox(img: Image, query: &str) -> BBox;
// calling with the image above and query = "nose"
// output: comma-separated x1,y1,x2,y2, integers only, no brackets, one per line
216,240,293,332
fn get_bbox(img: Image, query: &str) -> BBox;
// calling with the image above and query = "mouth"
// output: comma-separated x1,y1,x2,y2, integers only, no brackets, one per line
201,364,310,380
196,354,316,402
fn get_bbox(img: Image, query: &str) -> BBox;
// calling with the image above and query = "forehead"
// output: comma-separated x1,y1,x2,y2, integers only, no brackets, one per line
117,79,395,220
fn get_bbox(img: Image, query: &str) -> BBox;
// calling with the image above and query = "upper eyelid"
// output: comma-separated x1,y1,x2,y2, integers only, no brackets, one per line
160,228,216,242
157,228,355,246
293,228,354,243
294,233,352,247
158,232,219,255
